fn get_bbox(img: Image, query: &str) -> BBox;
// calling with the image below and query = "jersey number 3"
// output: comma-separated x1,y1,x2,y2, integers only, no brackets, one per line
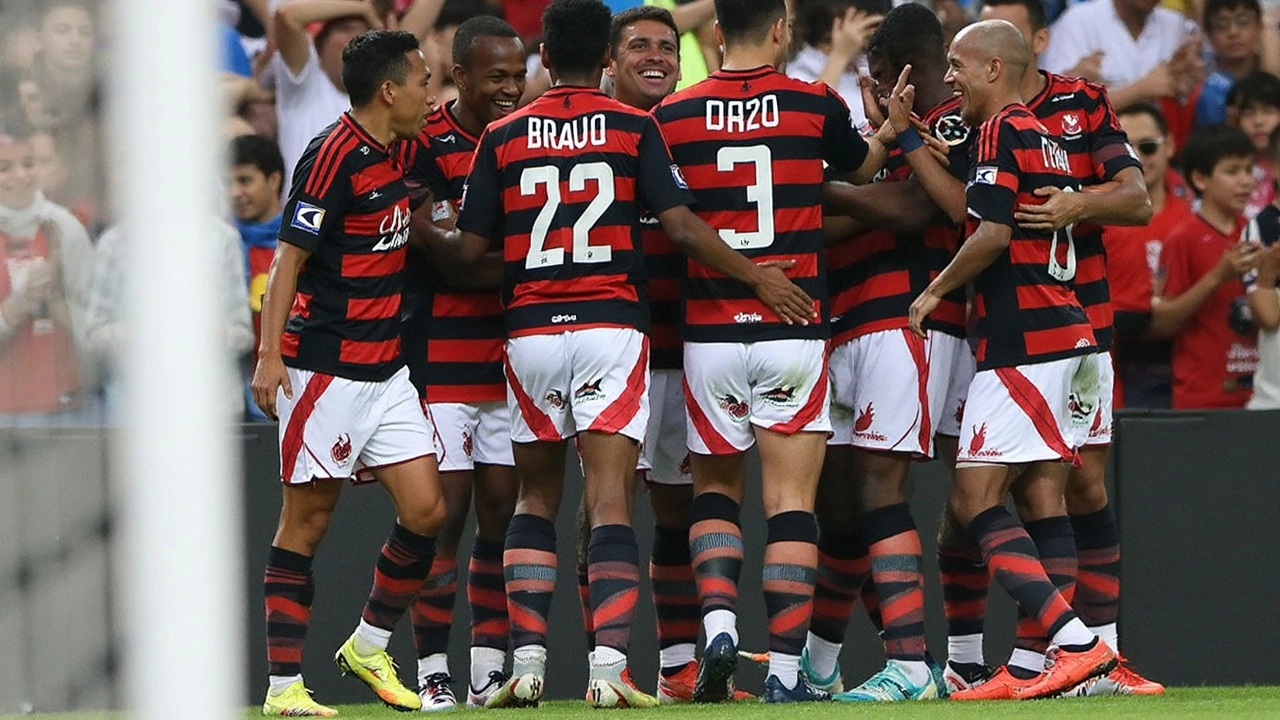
717,145,775,250
522,163,615,269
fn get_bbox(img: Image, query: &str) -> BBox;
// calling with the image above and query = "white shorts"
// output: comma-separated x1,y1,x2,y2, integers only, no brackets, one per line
934,333,977,438
1083,351,1114,447
278,366,437,485
505,327,650,443
828,329,935,456
684,339,831,455
638,369,691,485
956,354,1100,465
427,400,515,472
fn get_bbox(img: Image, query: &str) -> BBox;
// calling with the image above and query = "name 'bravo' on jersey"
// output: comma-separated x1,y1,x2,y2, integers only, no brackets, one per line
278,112,411,382
455,86,695,337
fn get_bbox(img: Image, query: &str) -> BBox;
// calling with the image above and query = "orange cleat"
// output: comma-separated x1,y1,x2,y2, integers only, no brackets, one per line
950,666,1041,701
1014,641,1117,700
1067,655,1165,696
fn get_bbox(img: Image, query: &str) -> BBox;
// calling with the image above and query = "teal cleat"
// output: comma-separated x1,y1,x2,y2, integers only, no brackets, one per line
833,659,941,702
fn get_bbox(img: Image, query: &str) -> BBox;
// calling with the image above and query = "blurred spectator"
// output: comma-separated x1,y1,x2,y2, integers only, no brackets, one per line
228,135,285,421
0,10,41,71
1151,125,1260,408
786,0,889,126
1042,0,1200,111
645,0,719,91
1195,0,1280,126
1247,143,1280,407
1227,70,1280,215
86,219,253,421
1105,103,1193,408
503,0,552,43
33,0,97,129
271,0,381,188
0,123,95,422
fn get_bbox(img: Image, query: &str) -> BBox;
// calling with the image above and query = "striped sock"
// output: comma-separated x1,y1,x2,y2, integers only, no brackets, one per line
763,511,819,686
411,556,458,660
1012,516,1078,670
588,524,641,654
264,547,313,677
689,493,743,641
468,537,509,652
651,524,698,672
504,514,557,650
1072,506,1120,639
938,530,989,666
809,530,867,645
361,524,436,634
862,503,926,661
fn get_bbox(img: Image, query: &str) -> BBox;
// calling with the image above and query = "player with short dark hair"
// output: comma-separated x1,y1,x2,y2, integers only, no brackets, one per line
439,0,817,709
252,29,441,717
907,19,1119,702
653,0,906,704
395,15,527,711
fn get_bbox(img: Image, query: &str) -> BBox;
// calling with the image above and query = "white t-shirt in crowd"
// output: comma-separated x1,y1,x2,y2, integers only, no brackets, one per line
1249,293,1280,409
273,43,349,193
786,44,868,128
1041,0,1196,89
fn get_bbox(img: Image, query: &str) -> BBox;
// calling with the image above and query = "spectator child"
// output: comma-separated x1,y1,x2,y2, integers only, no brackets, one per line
1244,126,1280,407
1228,71,1280,215
1151,125,1260,408
1197,0,1276,127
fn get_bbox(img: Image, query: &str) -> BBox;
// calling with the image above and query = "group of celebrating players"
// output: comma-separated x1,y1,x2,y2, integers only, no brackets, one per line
250,0,1167,715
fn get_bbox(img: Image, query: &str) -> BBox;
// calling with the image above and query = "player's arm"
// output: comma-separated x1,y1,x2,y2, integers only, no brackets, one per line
252,241,309,420
908,219,1009,337
427,130,505,271
409,201,505,290
822,177,942,235
666,0,716,33
1147,242,1258,339
822,215,866,246
273,0,381,75
841,66,915,185
396,0,446,40
900,134,967,224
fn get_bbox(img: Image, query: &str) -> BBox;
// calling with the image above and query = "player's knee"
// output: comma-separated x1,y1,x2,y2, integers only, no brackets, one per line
277,506,335,554
1064,476,1109,515
399,491,447,537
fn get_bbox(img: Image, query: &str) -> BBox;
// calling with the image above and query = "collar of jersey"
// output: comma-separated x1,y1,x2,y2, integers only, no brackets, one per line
713,65,775,81
340,112,388,154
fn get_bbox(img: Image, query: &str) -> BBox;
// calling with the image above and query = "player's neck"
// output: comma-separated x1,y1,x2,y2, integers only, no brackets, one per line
1200,200,1240,235
615,89,657,112
721,45,777,73
553,70,604,90
981,89,1024,122
348,107,394,148
451,99,486,139
1020,66,1045,106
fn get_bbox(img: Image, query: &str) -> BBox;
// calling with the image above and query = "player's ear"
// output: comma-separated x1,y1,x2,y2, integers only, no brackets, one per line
451,63,466,93
714,21,724,53
269,170,282,197
1032,28,1050,56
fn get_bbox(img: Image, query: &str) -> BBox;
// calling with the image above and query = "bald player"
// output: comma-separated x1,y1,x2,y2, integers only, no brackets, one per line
907,20,1117,701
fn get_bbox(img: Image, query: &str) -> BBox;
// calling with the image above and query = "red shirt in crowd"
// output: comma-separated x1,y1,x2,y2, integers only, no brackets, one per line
1160,213,1259,409
1104,191,1194,315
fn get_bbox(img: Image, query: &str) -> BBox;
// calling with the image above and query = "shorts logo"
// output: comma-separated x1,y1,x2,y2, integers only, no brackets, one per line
974,166,998,185
718,393,749,420
678,454,692,476
760,385,798,407
853,402,887,442
291,201,326,235
1088,409,1106,439
331,433,353,464
574,379,605,402
462,429,474,458
544,389,566,410
954,400,966,426
1067,393,1094,425
967,422,1001,458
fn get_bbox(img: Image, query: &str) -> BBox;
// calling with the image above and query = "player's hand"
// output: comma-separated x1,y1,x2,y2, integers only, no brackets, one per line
908,289,939,338
1215,242,1259,283
1258,241,1280,277
885,64,915,137
1014,186,1087,231
251,353,292,421
830,9,882,62
860,75,886,129
751,260,817,326
1066,50,1105,82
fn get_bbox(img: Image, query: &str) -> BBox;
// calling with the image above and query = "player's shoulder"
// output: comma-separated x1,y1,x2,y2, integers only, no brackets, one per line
1043,72,1113,108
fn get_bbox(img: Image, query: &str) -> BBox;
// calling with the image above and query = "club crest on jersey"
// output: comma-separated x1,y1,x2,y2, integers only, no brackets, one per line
670,164,689,190
291,201,326,235
934,113,970,147
719,393,749,420
974,166,998,185
1062,113,1082,137
331,433,353,464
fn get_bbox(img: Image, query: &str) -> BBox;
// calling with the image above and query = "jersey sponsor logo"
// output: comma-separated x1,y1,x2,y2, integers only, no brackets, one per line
974,166,998,185
527,114,607,150
431,200,451,223
551,314,579,324
966,422,1001,458
718,393,749,420
291,201,326,235
372,205,411,252
670,164,689,190
369,190,383,200
853,402,888,442
934,113,970,147
574,379,605,402
1041,137,1072,174
331,433,353,464
1061,113,1082,137
639,211,660,226
704,95,781,133
437,134,457,144
734,312,764,324
544,389,566,410
1051,93,1076,103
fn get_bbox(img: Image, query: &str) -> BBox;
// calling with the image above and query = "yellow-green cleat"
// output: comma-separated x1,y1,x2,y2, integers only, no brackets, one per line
334,635,421,712
262,680,338,717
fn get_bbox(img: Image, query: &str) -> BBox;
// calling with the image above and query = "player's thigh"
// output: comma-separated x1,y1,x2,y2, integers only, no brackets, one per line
745,338,831,439
565,327,650,442
683,341,754,456
640,369,692,487
932,332,976,440
844,330,934,457
505,333,573,443
277,367,380,484
956,357,1086,466
428,401,480,473
359,369,445,533
473,400,515,467
826,340,857,448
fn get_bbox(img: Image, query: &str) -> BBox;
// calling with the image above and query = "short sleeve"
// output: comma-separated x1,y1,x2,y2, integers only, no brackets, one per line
455,129,505,241
821,88,868,174
1087,88,1143,181
1159,227,1195,299
965,119,1021,228
278,146,347,253
636,115,697,216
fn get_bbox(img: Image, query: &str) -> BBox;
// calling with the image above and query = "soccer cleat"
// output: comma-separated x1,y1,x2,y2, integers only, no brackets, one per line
657,661,753,704
334,636,421,711
925,652,949,699
693,632,739,703
950,665,1039,700
800,647,844,694
467,670,510,708
418,672,457,712
1013,640,1117,700
943,660,995,695
262,681,339,717
762,673,832,703
482,672,544,709
1065,655,1165,697
833,659,940,701
588,656,659,708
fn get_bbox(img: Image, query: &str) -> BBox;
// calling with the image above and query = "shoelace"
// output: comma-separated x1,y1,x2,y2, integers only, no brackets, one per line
1110,658,1146,685
857,668,910,699
424,672,455,700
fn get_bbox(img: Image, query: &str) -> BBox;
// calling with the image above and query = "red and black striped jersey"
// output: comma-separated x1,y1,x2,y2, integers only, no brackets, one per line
278,113,411,382
1026,72,1142,352
641,208,684,369
966,105,1096,370
399,102,505,403
456,86,695,337
827,95,970,345
653,66,869,343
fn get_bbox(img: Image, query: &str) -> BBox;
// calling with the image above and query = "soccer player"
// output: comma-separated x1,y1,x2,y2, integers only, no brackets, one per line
907,19,1118,701
252,30,442,717
652,0,908,703
396,16,526,711
442,0,817,708
799,3,971,701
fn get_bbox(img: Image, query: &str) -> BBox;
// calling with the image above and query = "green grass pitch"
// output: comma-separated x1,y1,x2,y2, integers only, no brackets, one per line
8,688,1280,720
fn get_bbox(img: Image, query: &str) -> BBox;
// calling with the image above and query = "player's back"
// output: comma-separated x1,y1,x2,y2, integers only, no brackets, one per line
654,67,868,343
461,86,676,338
967,105,1095,370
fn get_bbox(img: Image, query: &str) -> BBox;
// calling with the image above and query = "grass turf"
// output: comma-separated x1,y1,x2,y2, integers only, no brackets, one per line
7,688,1280,719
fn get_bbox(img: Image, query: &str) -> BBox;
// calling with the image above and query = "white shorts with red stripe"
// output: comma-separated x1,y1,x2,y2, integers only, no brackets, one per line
956,354,1100,465
278,365,437,485
638,369,691,485
829,329,935,455
1083,351,1114,447
505,327,649,443
684,339,830,455
427,400,514,472
933,332,977,438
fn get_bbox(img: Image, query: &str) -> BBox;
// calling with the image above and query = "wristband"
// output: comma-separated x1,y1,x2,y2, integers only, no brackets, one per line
897,126,924,153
